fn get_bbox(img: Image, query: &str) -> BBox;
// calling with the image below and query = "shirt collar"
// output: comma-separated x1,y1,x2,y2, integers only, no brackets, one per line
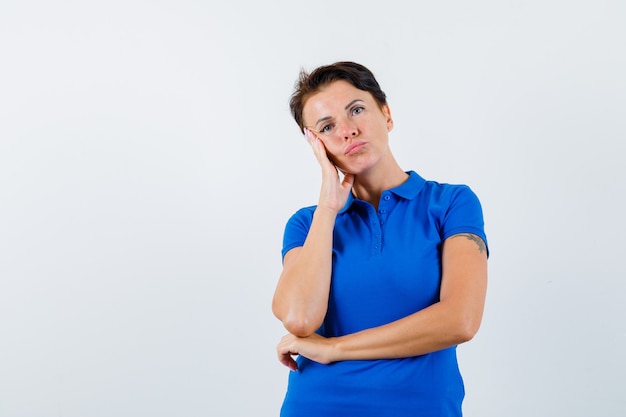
338,171,425,213
389,171,425,200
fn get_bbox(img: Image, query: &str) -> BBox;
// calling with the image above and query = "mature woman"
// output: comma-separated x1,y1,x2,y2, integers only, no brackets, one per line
272,61,488,416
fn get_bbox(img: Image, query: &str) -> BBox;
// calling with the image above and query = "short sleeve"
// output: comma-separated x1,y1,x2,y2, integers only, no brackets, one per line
281,206,316,260
440,185,489,256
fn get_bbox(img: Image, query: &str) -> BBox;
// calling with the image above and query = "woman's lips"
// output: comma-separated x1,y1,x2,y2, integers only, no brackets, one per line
344,142,366,155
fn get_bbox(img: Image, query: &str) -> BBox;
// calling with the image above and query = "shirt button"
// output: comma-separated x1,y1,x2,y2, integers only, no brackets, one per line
384,195,391,201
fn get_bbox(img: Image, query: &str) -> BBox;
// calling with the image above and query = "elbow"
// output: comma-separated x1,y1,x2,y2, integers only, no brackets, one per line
272,299,321,337
282,316,320,338
452,314,482,344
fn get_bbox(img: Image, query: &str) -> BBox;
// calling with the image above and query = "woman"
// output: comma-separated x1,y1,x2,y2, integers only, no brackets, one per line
272,61,488,416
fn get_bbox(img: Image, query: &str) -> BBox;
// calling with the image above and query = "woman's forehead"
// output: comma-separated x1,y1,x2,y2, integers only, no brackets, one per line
311,80,363,102
303,81,371,118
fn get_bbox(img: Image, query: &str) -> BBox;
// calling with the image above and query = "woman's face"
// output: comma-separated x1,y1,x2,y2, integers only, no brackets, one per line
302,80,394,174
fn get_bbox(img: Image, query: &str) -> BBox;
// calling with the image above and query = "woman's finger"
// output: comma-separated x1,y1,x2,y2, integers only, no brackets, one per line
279,352,299,371
304,129,334,169
277,336,300,371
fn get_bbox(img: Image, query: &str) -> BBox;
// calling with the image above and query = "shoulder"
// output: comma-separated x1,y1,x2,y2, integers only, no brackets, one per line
405,171,487,239
283,205,317,238
405,171,480,207
422,180,483,219
286,205,317,226
425,179,475,199
281,205,317,259
403,170,474,193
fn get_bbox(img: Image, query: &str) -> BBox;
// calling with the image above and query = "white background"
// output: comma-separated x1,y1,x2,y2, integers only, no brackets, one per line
1,1,624,416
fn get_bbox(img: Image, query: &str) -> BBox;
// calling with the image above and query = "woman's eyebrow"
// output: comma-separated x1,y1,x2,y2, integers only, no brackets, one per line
344,99,364,110
314,116,332,128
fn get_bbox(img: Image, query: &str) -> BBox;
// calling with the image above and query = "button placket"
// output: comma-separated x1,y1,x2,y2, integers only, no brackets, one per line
374,192,393,253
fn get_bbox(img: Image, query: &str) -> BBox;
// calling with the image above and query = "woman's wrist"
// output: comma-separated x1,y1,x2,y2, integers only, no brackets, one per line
314,204,341,218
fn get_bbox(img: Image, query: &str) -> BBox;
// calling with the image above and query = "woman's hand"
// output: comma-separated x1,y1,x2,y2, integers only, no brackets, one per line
277,332,336,371
305,129,354,213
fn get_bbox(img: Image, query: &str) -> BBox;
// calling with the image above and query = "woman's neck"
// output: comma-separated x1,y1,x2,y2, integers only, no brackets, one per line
351,156,408,209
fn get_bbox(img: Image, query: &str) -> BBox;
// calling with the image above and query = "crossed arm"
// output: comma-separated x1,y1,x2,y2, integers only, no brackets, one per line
272,230,488,371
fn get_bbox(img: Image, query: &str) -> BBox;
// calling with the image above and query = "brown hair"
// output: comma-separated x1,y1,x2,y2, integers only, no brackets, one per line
289,61,387,133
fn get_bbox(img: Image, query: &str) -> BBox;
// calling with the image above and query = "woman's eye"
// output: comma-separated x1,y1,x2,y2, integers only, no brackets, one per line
321,124,334,133
352,106,364,115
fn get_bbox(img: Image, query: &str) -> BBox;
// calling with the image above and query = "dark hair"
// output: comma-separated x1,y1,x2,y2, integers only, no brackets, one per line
289,61,387,133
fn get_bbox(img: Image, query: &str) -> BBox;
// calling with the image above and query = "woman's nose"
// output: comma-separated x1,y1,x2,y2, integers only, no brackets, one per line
339,122,358,140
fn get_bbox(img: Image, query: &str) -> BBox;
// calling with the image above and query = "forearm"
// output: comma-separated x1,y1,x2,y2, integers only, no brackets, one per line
332,299,482,361
277,299,484,369
324,233,488,361
272,207,337,336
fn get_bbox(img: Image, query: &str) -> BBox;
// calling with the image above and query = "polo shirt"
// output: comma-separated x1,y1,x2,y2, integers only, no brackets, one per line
280,171,488,417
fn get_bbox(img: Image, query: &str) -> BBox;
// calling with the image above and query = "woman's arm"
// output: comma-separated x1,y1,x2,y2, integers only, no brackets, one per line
277,233,487,368
272,132,354,337
271,207,337,337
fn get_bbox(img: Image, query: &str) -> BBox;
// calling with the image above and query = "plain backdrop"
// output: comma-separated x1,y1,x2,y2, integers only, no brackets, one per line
1,1,624,416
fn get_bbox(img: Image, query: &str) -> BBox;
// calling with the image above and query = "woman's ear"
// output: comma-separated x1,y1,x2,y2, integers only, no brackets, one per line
383,104,394,132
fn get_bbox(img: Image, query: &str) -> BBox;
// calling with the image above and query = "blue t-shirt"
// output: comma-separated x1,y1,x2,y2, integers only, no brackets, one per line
280,171,488,417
